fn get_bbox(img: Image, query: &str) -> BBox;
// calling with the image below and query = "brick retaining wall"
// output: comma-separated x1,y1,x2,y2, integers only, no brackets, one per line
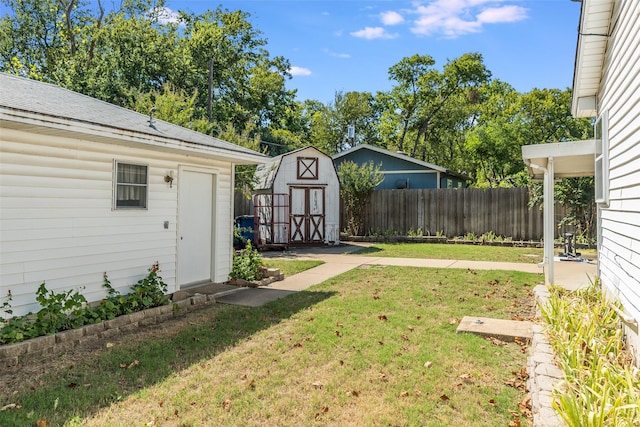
528,285,564,426
0,294,216,367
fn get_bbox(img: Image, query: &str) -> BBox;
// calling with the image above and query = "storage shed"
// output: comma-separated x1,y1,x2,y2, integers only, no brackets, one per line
332,144,468,190
253,146,340,246
0,74,266,317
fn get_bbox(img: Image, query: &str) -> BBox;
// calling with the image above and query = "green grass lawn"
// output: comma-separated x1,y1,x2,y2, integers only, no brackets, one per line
353,243,544,263
263,259,324,276
0,266,536,426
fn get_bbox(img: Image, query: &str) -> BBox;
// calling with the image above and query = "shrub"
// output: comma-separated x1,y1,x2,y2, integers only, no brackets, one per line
230,241,263,281
539,283,640,426
0,263,169,345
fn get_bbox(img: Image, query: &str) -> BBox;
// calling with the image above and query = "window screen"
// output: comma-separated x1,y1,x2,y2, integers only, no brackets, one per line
115,162,148,209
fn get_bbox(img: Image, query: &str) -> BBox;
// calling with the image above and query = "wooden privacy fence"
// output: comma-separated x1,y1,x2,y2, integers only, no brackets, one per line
343,187,570,241
237,187,574,241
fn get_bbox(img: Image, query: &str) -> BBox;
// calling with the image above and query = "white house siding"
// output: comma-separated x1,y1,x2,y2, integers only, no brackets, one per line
596,0,640,353
0,127,234,316
271,147,341,244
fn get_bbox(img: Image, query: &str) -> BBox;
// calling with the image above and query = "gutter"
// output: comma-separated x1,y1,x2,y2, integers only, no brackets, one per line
0,109,268,165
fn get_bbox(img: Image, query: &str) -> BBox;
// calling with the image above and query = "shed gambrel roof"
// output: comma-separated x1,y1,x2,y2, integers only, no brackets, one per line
0,73,267,164
332,144,468,181
254,146,334,190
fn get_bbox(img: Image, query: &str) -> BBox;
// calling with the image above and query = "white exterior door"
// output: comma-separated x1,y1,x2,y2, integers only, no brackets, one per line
178,169,214,287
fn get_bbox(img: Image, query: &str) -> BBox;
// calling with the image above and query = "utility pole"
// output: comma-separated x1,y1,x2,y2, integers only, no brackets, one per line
208,58,214,122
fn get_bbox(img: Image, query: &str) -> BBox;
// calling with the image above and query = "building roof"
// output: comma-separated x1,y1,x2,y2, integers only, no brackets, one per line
255,146,333,190
571,0,615,118
332,144,468,180
0,73,267,164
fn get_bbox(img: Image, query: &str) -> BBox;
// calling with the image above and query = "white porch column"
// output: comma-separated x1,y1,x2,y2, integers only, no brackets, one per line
543,157,555,285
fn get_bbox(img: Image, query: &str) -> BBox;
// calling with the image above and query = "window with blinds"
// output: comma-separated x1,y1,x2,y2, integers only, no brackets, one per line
114,162,148,209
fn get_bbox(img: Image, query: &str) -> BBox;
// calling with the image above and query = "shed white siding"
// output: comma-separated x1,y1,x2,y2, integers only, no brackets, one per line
594,0,640,353
255,147,341,245
1,127,234,316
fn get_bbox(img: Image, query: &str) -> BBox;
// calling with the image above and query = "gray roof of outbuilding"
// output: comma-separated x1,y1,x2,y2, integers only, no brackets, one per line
332,144,469,180
0,73,266,161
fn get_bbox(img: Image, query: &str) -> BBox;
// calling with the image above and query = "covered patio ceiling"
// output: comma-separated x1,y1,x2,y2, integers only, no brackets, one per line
521,139,595,286
522,139,596,180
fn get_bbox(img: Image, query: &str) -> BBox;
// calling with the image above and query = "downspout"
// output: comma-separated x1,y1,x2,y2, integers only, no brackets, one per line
524,158,555,285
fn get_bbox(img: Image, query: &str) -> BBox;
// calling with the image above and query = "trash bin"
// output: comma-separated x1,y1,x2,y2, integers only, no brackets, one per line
235,215,255,247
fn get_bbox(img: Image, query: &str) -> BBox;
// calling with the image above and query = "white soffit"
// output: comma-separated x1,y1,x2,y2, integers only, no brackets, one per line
522,140,596,180
571,0,615,118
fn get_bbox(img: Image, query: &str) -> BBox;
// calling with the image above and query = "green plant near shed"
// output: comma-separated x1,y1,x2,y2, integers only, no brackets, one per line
229,241,263,281
337,160,384,236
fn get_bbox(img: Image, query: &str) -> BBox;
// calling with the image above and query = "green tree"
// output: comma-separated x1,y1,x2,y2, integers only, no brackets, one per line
465,80,523,186
337,161,384,236
383,54,437,152
409,52,491,165
308,91,381,155
179,7,296,136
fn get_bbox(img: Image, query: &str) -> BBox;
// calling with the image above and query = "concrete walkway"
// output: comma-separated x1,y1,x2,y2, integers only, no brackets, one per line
214,242,596,304
264,243,595,290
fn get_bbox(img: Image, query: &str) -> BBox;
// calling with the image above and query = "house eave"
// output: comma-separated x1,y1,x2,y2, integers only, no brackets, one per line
571,0,615,118
0,109,268,165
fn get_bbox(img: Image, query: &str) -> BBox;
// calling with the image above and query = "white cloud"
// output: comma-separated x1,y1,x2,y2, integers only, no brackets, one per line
409,0,528,38
478,5,527,23
350,26,398,40
323,49,351,59
156,7,180,25
289,66,312,76
381,11,405,26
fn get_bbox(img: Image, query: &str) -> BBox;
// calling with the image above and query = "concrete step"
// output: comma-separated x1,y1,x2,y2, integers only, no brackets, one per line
456,316,534,342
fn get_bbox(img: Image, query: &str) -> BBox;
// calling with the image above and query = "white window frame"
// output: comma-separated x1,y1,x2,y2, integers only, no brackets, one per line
594,110,609,206
113,161,149,210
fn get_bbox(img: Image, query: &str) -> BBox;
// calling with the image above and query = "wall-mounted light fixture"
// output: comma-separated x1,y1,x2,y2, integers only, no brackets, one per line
164,170,174,188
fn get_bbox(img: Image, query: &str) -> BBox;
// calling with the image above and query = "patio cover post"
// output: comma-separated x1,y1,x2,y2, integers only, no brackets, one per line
543,157,555,285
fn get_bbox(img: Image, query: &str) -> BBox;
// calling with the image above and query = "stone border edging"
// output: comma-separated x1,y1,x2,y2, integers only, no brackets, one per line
528,285,564,427
0,294,216,367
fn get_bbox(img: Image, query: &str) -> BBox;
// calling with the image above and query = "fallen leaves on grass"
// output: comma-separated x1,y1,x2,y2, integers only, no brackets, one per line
487,337,507,346
518,396,532,417
0,403,21,411
36,418,49,427
314,406,329,420
120,360,139,369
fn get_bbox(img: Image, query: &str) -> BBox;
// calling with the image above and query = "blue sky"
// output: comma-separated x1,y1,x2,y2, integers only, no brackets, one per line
161,0,583,103
3,0,583,104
